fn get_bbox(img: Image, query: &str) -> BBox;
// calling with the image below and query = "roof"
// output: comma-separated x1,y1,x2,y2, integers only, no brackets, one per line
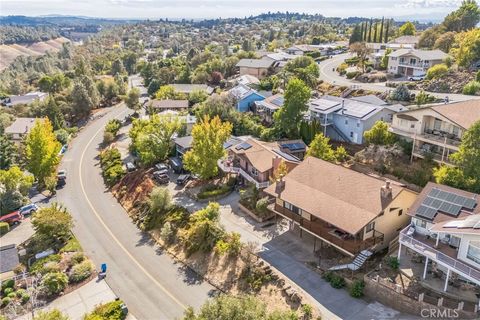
389,49,448,61
351,95,387,106
170,84,214,95
229,84,264,100
8,92,47,106
408,182,479,223
323,96,385,120
236,75,260,86
5,117,37,135
262,52,296,62
174,136,193,149
255,94,284,111
389,35,420,45
265,157,404,234
236,59,274,69
431,100,480,130
230,138,300,172
150,99,189,109
0,245,19,274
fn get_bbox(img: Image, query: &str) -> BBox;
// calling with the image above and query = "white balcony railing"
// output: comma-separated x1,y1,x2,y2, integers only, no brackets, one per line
399,228,480,284
218,160,270,189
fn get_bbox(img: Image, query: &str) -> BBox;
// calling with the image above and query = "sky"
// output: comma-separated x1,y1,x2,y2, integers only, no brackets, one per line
0,0,467,21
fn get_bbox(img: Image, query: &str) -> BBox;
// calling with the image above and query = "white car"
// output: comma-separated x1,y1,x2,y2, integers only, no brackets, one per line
408,75,425,81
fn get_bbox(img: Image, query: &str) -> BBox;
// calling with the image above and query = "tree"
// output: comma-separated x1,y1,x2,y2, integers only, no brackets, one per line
443,0,480,32
274,78,311,138
184,202,224,254
434,32,457,52
43,96,65,130
24,119,61,185
426,64,449,79
124,87,141,112
111,58,126,76
155,85,184,100
70,81,96,119
390,84,411,101
399,22,416,36
33,309,69,320
451,28,480,68
367,18,373,42
379,17,385,43
363,121,396,145
283,56,319,88
0,166,34,214
349,42,372,72
307,133,337,162
129,115,181,165
32,203,73,242
380,48,393,70
349,24,363,44
183,116,232,180
149,187,172,215
188,90,208,105
41,272,68,296
0,136,16,169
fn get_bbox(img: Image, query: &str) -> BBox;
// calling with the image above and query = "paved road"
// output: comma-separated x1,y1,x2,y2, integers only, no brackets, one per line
57,103,216,320
318,54,479,102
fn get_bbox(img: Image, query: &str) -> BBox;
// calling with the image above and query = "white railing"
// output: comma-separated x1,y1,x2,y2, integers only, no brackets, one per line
217,160,270,189
399,229,480,283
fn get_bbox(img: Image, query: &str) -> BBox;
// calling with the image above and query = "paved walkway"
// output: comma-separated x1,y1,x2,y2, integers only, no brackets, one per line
16,279,137,320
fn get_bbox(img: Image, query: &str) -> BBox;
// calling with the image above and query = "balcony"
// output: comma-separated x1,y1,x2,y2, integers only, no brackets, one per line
311,114,334,126
398,61,431,69
399,227,480,285
418,130,461,149
412,143,455,165
218,159,270,189
269,203,384,256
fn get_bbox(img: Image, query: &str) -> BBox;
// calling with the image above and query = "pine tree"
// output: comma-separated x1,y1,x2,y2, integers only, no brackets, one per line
373,22,378,43
384,20,390,43
367,19,373,42
379,17,385,43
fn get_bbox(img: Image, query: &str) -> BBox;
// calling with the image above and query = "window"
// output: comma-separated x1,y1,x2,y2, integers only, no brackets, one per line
467,241,480,265
366,221,375,233
398,209,403,216
251,168,258,176
356,122,360,128
345,119,348,125
284,201,300,215
409,58,417,65
452,126,459,136
350,132,354,138
434,119,442,130
415,218,427,229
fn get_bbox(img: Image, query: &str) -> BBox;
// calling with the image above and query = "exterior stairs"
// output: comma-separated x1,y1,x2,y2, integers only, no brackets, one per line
328,250,373,271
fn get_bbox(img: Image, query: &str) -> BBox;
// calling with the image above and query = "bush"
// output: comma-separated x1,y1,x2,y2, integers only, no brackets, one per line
55,129,70,145
415,91,435,106
350,280,365,298
21,292,30,304
13,263,26,275
346,71,360,79
41,272,68,296
336,63,348,75
105,119,121,136
6,292,16,299
84,300,125,320
476,71,480,82
215,232,243,256
99,148,125,187
386,256,400,270
33,309,69,320
159,222,174,244
0,222,10,235
197,184,231,199
60,237,82,253
255,197,269,217
1,279,14,292
103,131,115,144
390,84,411,101
30,254,62,275
426,64,448,80
3,287,13,295
323,271,345,288
463,81,480,95
69,260,93,283
1,297,11,308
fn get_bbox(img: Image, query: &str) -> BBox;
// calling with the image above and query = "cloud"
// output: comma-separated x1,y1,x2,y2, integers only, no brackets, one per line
396,0,462,9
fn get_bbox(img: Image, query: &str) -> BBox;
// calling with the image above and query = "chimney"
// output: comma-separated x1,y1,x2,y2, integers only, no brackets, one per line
381,181,393,201
275,178,285,195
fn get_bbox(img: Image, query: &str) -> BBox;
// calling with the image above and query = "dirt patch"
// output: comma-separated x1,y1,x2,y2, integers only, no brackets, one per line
111,169,155,215
418,71,475,94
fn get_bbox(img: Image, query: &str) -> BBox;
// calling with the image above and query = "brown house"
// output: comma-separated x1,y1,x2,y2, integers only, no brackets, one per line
218,138,305,189
265,157,418,256
149,99,189,112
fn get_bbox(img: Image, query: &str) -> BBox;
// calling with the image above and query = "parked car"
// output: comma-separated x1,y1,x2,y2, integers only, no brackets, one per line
126,162,136,172
176,174,191,186
408,75,425,81
59,145,68,155
152,171,169,184
56,169,67,188
0,211,23,226
154,163,168,171
19,203,39,216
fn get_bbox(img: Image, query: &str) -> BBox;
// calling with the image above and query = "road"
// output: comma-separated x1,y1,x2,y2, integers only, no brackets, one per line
57,103,216,320
318,53,479,102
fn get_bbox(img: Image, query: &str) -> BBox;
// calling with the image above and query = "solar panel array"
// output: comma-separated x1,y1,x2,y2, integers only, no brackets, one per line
272,149,299,162
416,187,477,220
281,142,305,151
271,96,284,107
235,142,252,151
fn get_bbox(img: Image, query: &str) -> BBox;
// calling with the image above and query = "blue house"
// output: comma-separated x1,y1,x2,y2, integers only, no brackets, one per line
308,95,403,144
229,84,265,112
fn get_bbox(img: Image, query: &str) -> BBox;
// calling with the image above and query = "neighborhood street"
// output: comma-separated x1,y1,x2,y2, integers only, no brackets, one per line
318,53,480,102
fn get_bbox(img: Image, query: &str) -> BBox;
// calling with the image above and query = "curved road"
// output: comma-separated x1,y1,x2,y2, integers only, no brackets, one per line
318,53,479,102
57,104,215,319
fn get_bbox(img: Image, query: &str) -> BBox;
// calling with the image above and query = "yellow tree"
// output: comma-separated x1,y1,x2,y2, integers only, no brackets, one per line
24,118,61,185
183,116,232,180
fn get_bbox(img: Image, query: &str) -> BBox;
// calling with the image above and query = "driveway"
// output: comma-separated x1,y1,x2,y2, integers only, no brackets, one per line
318,54,479,103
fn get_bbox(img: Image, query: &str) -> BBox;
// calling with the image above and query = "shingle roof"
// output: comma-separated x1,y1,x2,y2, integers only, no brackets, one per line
170,84,214,95
431,100,480,129
150,99,189,109
236,59,274,69
389,36,420,45
265,157,404,234
389,49,448,61
5,117,37,135
229,84,263,100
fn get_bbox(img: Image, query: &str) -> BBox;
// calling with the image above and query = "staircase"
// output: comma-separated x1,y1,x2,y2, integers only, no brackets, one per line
328,250,373,271
328,124,351,143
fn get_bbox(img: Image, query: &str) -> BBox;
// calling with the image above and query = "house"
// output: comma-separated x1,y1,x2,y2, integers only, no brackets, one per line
0,245,19,280
387,49,449,76
4,92,48,107
389,100,480,165
253,94,284,124
308,95,398,144
265,157,418,256
5,117,37,142
218,138,305,189
398,182,480,291
149,99,189,112
235,75,260,87
235,59,276,79
261,52,296,68
170,84,214,95
228,84,265,112
285,44,319,56
388,35,420,49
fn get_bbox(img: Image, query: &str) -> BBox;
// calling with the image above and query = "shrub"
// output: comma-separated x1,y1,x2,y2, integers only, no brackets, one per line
84,300,125,320
70,252,85,265
415,91,435,106
336,63,348,75
3,287,13,295
350,280,365,298
69,260,93,283
99,148,125,187
390,84,411,101
41,272,68,296
322,271,334,282
1,297,11,308
21,293,30,304
33,309,69,320
197,184,231,199
330,274,346,289
60,237,82,253
0,222,9,235
301,304,313,319
159,222,174,244
105,119,121,136
476,71,480,82
255,197,269,217
386,256,400,270
426,64,448,80
30,254,61,275
463,81,480,95
6,292,16,299
103,131,115,144
215,232,243,256
15,288,25,297
346,71,360,79
55,129,70,145
1,279,14,291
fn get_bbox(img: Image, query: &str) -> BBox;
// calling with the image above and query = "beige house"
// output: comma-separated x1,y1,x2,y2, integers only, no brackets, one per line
5,117,37,142
387,49,448,76
235,59,276,79
389,100,480,165
265,157,417,257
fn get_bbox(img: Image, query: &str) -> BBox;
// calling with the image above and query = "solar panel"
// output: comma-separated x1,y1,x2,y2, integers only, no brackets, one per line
223,141,234,149
417,205,437,220
445,193,456,203
424,197,434,206
464,198,477,210
431,199,443,209
427,187,477,216
429,188,440,197
271,97,284,106
235,142,252,151
281,143,305,151
272,149,299,162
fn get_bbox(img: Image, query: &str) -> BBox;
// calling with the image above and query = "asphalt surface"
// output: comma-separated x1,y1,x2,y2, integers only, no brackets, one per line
318,53,480,102
57,103,216,320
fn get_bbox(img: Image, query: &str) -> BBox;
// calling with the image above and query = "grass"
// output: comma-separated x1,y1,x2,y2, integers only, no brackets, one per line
197,184,231,200
60,237,83,253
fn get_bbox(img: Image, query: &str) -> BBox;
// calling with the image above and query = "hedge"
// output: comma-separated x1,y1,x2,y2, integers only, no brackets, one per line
197,185,231,199
0,222,9,235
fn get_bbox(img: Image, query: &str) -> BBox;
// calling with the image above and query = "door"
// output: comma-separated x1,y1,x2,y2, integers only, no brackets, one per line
353,132,358,143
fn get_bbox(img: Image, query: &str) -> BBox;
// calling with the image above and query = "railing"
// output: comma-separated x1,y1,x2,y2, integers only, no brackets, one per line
412,144,454,165
271,204,382,255
398,62,430,69
418,132,461,148
399,229,480,283
218,160,270,189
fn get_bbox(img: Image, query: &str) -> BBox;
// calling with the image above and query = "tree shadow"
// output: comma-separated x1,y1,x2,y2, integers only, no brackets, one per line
177,263,205,286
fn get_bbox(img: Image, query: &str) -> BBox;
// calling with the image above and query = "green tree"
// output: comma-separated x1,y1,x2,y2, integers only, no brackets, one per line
380,48,393,70
124,87,141,112
0,135,16,169
443,0,480,32
41,272,68,296
274,78,311,138
434,32,457,52
349,42,372,72
111,58,126,76
188,89,208,105
363,121,396,145
307,133,337,162
349,25,363,44
149,187,172,215
33,309,69,320
426,64,449,79
70,81,96,119
155,85,184,100
183,116,232,180
32,203,73,242
399,22,416,36
283,56,319,88
184,202,224,254
129,115,181,165
24,119,61,185
43,96,65,130
451,28,480,68
0,166,34,214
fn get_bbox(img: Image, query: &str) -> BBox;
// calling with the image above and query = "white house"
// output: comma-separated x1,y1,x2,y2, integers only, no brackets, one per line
387,49,449,77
